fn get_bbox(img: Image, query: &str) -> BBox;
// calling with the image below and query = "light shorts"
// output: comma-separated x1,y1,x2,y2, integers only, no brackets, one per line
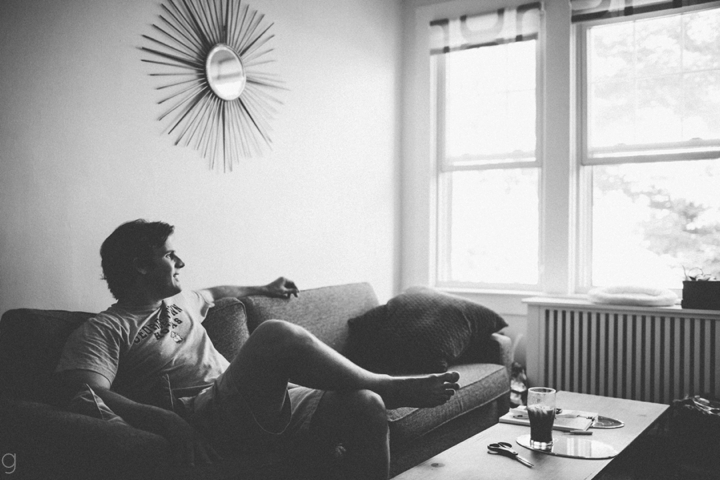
186,371,325,454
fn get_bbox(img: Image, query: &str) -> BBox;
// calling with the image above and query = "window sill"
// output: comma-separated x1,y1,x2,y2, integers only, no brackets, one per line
521,296,720,316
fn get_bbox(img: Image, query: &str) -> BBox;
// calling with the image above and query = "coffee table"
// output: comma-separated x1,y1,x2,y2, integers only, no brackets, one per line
392,391,669,480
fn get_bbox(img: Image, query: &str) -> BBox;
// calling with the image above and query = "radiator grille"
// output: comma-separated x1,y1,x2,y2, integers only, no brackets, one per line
526,300,720,405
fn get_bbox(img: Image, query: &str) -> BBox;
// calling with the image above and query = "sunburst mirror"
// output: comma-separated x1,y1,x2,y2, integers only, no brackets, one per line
141,0,284,172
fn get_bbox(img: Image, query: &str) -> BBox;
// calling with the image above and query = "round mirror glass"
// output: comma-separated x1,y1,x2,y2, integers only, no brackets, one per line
206,44,246,101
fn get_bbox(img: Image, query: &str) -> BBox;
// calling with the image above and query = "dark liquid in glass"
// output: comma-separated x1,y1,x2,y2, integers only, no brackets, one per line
527,405,555,443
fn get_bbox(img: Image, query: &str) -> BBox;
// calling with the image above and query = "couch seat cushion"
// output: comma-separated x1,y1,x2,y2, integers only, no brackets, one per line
387,362,508,446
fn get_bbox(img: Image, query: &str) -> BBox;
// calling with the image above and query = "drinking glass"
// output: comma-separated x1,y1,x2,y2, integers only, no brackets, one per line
527,387,556,450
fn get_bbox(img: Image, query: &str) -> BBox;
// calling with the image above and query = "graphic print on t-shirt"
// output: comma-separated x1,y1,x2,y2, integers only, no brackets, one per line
133,303,184,344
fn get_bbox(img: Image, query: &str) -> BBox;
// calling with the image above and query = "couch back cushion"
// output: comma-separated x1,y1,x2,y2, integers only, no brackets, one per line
0,309,91,403
242,283,378,353
0,298,250,403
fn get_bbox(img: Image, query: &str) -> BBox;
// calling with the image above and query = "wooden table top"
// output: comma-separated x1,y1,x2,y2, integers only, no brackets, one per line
392,391,669,480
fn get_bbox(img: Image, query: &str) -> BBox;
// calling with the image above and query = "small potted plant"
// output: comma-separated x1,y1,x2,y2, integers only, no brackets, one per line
682,268,720,310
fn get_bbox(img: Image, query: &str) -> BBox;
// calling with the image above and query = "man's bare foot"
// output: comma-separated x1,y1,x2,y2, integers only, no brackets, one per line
377,372,460,409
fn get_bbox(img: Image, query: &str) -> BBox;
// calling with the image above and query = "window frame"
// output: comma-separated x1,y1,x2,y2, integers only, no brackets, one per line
432,30,545,292
402,0,571,300
574,1,720,292
576,2,720,167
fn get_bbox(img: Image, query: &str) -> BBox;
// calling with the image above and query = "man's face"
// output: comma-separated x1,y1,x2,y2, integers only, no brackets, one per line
141,236,185,300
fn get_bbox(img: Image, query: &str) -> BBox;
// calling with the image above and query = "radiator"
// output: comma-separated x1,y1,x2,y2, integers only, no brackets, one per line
525,298,720,405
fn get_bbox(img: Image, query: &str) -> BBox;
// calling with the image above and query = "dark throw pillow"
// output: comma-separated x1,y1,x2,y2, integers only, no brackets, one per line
346,287,507,374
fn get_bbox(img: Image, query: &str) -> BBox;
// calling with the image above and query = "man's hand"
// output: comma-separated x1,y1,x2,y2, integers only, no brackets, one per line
263,277,299,298
202,278,299,302
159,410,222,467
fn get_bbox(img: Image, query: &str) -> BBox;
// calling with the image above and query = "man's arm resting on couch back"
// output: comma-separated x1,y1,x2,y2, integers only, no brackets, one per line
199,276,299,302
58,369,220,467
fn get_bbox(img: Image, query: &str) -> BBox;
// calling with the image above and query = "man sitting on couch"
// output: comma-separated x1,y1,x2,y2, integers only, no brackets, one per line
55,219,460,480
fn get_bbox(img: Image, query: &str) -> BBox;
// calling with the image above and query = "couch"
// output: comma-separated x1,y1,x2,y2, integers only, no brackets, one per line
0,283,511,479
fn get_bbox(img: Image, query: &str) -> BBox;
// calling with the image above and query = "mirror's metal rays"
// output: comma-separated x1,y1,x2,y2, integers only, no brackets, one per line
141,0,284,172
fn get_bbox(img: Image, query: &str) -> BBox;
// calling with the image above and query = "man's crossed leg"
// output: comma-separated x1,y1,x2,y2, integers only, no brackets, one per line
195,319,460,479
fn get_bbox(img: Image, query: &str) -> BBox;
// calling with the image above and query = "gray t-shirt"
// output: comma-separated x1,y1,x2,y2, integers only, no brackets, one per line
56,290,230,402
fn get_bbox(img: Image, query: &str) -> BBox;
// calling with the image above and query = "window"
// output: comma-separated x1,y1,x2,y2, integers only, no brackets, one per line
406,0,720,297
431,4,542,289
577,4,720,289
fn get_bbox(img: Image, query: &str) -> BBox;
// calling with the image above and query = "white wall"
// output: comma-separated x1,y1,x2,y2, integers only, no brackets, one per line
0,0,402,315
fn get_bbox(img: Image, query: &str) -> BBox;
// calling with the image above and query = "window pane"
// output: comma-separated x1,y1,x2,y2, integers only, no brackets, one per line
683,8,720,70
445,41,536,161
636,74,683,143
443,169,539,285
635,15,681,76
684,70,720,140
590,22,634,81
587,8,720,153
591,160,720,288
591,79,635,147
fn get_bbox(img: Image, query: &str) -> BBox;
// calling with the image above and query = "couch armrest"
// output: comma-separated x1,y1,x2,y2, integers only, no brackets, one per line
203,297,250,362
476,332,513,375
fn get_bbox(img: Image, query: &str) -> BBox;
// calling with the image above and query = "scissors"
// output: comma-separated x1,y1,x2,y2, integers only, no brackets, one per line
487,442,534,468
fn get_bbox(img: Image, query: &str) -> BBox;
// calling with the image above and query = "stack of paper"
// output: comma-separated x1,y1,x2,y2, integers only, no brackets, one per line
499,406,597,432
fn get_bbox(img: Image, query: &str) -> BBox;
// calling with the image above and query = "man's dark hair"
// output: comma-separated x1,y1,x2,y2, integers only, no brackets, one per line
100,219,175,300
